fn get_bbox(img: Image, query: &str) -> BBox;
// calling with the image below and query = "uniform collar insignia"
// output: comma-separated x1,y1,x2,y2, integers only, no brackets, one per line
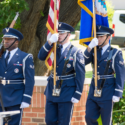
5,28,9,32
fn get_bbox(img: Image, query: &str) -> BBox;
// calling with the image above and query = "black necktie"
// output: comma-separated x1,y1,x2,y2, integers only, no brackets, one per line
99,48,102,58
5,51,10,66
58,45,63,58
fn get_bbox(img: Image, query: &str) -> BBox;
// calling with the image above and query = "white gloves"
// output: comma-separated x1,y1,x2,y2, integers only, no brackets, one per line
20,102,29,109
88,38,98,49
71,97,79,103
49,33,59,44
112,96,120,102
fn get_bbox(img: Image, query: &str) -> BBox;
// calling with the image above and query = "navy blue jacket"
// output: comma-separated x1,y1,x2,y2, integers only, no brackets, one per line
38,42,85,102
0,48,35,107
84,46,124,101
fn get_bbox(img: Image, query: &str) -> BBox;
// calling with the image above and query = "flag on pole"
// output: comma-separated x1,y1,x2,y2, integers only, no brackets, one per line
45,0,60,70
78,0,109,47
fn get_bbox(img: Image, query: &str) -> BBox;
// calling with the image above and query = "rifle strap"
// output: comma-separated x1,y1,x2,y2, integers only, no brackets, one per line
58,45,74,88
99,47,114,89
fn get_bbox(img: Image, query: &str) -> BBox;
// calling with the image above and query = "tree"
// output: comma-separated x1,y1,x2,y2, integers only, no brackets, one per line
0,0,81,75
106,1,114,28
6,0,81,76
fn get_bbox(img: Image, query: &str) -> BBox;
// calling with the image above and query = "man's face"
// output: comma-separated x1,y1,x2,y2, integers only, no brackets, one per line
3,38,18,50
97,35,108,46
58,32,68,43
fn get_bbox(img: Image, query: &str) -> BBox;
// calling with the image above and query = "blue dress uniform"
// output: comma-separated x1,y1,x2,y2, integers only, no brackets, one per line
84,26,125,125
38,22,85,125
0,28,35,125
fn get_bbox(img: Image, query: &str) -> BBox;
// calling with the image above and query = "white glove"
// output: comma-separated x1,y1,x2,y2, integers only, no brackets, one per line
71,97,79,103
88,38,98,49
112,96,120,102
20,102,29,109
49,33,59,43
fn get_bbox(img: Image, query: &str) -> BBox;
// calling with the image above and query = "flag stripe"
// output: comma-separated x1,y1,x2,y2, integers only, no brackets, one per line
45,0,60,70
49,7,54,23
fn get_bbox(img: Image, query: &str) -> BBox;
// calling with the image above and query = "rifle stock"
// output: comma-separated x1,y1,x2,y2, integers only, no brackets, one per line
0,42,4,58
9,20,16,28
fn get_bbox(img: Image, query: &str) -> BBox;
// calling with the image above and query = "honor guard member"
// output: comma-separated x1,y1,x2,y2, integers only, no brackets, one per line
0,28,35,125
38,22,85,125
84,25,125,125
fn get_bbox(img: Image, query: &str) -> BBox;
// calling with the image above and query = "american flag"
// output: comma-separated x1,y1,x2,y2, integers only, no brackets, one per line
45,0,60,70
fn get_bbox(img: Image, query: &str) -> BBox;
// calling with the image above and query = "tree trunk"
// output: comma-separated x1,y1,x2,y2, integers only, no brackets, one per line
19,0,81,76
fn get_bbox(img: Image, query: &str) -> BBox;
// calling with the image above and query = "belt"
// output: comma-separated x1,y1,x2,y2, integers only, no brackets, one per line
50,73,75,81
1,80,24,85
93,74,114,80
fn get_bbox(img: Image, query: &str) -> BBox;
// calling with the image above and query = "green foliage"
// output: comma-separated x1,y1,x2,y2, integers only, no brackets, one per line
105,1,114,28
40,11,44,17
113,85,125,124
120,122,125,125
0,0,29,41
74,21,80,31
97,115,102,125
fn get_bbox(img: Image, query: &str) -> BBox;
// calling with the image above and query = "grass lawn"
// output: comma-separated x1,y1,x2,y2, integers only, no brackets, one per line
85,71,92,78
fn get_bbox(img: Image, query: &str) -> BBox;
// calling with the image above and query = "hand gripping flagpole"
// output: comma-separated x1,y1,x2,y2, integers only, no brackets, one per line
92,0,100,97
52,0,58,96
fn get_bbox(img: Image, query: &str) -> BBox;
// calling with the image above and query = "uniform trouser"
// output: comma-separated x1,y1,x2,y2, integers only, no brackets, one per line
85,99,113,125
0,105,23,125
45,99,74,125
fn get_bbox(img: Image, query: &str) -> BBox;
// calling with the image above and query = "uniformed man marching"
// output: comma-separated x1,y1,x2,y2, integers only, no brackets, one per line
38,22,85,125
0,28,35,125
84,25,124,125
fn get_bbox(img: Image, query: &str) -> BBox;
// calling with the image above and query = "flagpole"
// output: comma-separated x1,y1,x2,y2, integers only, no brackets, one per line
53,0,57,95
92,0,98,94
